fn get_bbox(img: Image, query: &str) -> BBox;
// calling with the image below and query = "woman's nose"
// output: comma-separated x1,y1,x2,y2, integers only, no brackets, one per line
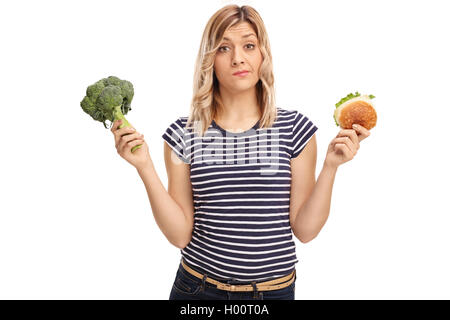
232,49,245,65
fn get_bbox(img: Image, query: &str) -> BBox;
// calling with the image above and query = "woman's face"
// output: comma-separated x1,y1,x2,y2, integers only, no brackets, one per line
213,22,263,95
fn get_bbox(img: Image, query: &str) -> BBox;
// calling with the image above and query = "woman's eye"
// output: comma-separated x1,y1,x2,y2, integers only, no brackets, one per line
218,44,256,52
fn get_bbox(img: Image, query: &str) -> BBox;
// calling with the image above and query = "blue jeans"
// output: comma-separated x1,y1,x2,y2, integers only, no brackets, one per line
169,262,296,300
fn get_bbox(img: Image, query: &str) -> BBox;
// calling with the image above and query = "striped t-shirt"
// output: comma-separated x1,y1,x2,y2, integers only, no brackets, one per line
162,106,318,282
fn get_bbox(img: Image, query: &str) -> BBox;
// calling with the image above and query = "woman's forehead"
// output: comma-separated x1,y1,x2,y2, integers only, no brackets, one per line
222,22,256,40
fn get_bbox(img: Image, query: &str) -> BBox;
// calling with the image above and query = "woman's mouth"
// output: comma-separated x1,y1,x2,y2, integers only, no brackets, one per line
233,71,249,77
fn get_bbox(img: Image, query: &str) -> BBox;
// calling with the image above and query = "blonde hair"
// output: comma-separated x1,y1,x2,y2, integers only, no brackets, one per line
186,4,277,137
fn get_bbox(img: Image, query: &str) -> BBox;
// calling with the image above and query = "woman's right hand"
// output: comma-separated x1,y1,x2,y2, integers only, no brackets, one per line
111,119,151,171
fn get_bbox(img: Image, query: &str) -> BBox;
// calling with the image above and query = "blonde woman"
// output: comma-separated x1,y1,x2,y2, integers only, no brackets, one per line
111,5,370,300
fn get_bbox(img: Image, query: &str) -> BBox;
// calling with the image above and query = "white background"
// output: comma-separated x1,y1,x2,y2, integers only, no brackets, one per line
1,0,449,299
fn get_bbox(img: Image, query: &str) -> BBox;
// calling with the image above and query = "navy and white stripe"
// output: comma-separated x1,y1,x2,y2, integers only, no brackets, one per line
162,107,318,282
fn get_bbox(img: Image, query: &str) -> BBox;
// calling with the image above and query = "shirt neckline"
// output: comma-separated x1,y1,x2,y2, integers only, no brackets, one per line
211,118,260,137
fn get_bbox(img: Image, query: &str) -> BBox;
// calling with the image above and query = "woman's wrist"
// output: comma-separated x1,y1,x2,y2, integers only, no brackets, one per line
323,160,338,174
136,158,154,176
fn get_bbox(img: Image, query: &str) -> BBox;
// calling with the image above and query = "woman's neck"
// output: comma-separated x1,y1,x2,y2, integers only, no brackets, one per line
215,86,261,124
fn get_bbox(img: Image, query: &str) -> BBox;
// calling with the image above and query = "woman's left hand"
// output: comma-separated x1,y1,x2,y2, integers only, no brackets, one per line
324,124,371,169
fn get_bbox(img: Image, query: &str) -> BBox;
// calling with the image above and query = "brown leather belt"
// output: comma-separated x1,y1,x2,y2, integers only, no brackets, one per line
181,259,296,292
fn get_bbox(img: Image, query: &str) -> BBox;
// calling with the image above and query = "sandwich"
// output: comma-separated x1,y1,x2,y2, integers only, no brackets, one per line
333,92,377,130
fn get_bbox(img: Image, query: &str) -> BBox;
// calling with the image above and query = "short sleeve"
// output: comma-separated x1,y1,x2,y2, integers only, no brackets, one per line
291,111,318,158
162,117,190,164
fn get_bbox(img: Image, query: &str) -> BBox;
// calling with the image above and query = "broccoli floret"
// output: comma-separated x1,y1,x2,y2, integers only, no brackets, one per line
80,75,141,152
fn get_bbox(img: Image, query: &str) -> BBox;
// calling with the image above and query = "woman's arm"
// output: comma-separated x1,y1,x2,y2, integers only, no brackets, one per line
291,163,337,243
110,119,194,249
291,124,370,242
290,135,336,243
136,153,194,249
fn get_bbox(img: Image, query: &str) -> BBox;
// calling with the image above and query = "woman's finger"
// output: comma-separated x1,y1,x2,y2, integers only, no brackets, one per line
334,143,354,160
333,136,356,154
115,127,136,149
111,119,122,133
337,129,360,149
116,126,135,137
128,138,144,150
352,124,370,141
118,132,143,152
121,138,144,156
121,132,142,144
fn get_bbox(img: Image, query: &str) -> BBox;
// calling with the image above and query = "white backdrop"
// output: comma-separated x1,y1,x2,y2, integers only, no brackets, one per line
1,0,449,299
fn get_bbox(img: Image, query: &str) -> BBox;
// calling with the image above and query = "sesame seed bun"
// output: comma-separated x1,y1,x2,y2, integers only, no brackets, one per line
334,94,377,130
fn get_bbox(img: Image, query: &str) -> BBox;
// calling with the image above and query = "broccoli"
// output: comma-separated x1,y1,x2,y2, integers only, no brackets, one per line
80,76,141,152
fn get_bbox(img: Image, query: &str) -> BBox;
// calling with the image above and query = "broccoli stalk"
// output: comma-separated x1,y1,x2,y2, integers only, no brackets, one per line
111,104,141,150
80,76,142,152
112,105,131,127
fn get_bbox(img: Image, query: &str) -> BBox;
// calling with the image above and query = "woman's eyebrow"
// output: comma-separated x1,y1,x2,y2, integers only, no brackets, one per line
222,33,257,41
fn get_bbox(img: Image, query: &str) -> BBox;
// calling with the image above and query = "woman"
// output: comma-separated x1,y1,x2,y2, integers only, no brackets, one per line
110,5,370,300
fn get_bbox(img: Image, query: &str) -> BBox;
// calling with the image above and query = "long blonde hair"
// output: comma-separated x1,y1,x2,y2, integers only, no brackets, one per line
186,4,277,137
